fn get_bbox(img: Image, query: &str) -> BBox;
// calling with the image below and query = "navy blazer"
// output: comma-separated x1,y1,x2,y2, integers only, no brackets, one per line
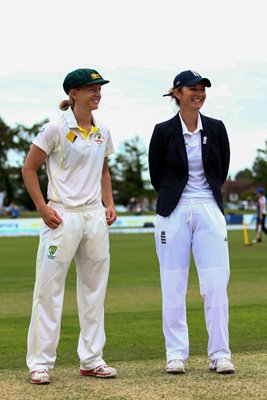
148,113,230,217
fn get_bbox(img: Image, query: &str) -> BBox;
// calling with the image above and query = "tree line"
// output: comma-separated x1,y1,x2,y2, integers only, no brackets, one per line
0,118,154,210
0,117,266,210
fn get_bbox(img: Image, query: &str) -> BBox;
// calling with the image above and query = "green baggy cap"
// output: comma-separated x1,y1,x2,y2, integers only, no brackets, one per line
63,68,109,94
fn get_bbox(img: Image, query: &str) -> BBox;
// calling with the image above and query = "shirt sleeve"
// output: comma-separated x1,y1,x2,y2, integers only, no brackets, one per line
32,122,58,155
105,130,114,157
148,124,165,193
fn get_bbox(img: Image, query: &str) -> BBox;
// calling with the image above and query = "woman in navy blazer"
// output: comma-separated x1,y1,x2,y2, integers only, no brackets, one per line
148,70,235,374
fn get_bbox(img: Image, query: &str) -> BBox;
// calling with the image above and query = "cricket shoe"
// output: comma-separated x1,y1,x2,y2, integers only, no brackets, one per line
30,369,50,384
165,359,185,374
209,358,235,374
80,364,116,378
253,238,262,243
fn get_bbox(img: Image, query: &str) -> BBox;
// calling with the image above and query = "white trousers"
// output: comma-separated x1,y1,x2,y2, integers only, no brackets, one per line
26,203,110,372
155,199,231,362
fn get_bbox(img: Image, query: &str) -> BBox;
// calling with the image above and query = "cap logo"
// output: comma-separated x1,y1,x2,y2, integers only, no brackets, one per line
91,73,101,79
190,70,201,77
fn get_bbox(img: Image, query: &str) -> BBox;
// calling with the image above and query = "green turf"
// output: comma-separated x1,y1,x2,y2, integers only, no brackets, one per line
0,231,266,371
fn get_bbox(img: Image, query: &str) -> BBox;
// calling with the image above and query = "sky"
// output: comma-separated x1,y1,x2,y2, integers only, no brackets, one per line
1,0,267,178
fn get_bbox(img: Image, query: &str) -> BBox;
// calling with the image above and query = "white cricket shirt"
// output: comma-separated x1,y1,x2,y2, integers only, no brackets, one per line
33,107,114,207
179,112,213,199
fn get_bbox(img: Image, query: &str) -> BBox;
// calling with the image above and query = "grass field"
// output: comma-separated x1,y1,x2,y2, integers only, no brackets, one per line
0,230,266,399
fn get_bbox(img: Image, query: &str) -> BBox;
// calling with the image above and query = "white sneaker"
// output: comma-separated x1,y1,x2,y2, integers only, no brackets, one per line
30,369,50,384
209,357,235,373
80,364,116,378
166,359,185,374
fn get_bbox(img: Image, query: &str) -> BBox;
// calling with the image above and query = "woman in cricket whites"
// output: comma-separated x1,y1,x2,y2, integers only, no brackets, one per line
149,69,235,375
22,68,117,384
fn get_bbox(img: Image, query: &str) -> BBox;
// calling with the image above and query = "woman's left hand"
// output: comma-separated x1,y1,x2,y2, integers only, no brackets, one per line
105,205,117,226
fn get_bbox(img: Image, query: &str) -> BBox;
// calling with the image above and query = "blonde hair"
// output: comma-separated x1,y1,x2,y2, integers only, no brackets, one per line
59,96,74,111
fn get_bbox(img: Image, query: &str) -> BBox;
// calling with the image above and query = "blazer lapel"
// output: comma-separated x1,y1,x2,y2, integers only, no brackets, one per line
172,114,188,167
200,115,211,168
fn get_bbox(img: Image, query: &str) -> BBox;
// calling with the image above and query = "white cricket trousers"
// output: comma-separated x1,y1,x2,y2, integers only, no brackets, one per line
26,203,110,372
155,199,231,362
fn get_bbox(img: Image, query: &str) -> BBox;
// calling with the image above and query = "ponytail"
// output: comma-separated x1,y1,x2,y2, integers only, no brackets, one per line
59,98,74,111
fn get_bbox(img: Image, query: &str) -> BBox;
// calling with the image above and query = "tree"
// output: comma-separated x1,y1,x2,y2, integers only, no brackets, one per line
0,118,12,192
235,168,253,180
109,136,148,206
0,117,48,208
252,140,267,192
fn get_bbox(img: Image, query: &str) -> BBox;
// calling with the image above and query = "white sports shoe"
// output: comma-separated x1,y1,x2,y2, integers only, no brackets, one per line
165,359,185,374
80,364,116,378
209,357,235,374
30,369,50,384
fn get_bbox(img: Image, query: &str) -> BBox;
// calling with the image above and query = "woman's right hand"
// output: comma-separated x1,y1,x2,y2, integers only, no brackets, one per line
40,205,63,229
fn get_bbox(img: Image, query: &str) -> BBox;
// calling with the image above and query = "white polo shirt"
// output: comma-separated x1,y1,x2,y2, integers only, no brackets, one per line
33,107,114,207
179,112,213,199
259,195,267,214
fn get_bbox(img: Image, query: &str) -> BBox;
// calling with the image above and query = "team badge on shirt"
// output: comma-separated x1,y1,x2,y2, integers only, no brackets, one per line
94,132,104,145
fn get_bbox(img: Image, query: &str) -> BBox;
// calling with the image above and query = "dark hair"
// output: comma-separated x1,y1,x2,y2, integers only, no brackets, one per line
167,87,183,106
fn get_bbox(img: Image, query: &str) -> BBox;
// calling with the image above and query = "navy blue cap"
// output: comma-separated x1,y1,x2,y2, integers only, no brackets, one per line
163,70,211,97
256,187,264,194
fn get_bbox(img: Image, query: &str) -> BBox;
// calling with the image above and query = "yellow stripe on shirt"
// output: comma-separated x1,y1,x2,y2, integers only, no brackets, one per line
78,125,100,139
